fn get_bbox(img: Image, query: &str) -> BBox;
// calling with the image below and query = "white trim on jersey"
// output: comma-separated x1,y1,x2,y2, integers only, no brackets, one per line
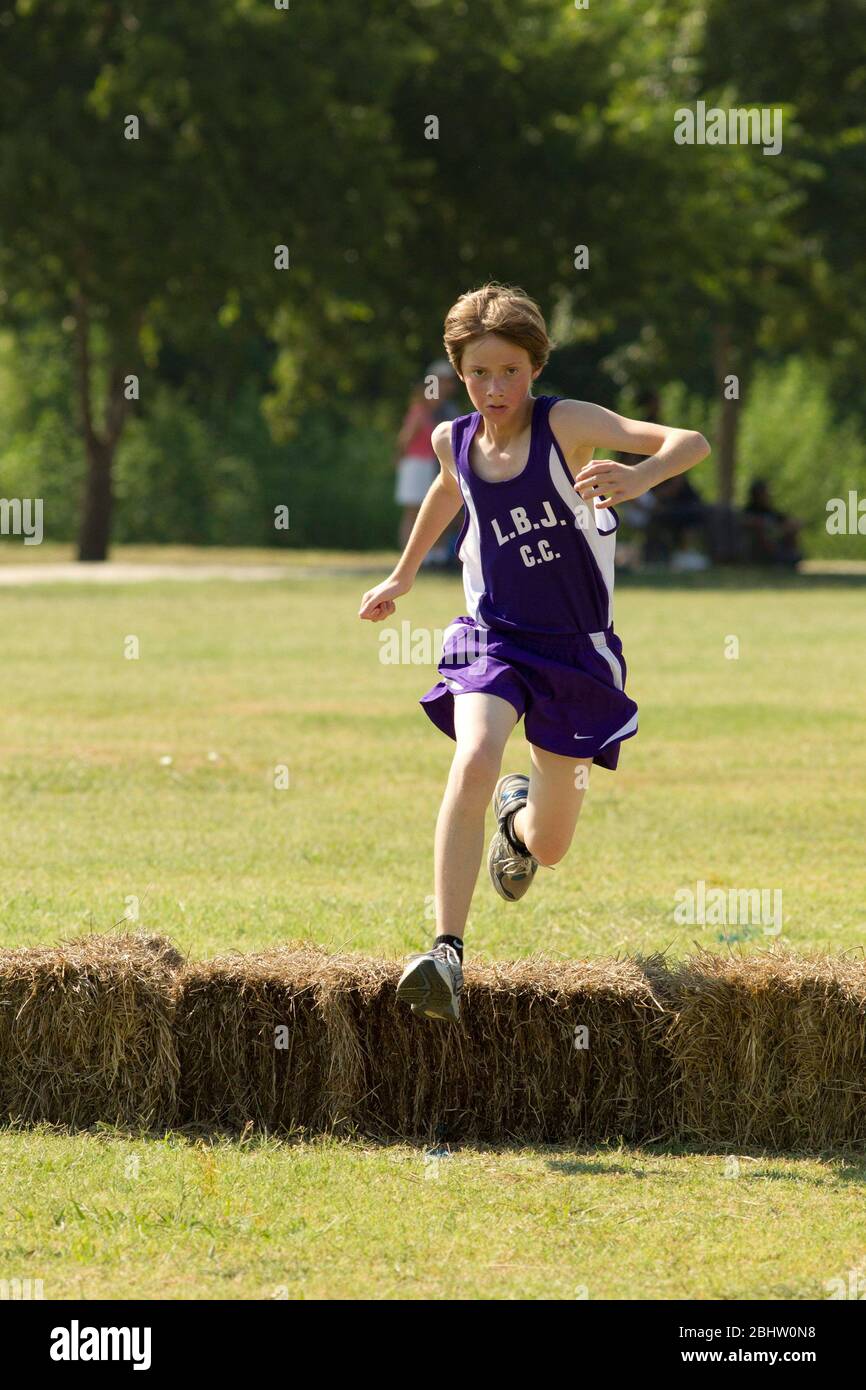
589,629,624,690
456,472,487,624
593,497,618,534
546,443,616,628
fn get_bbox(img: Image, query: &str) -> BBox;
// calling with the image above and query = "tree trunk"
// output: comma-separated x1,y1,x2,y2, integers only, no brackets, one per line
78,433,115,562
73,292,130,561
712,321,742,510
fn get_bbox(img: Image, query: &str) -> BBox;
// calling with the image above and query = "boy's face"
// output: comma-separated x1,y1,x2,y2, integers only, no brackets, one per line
459,333,541,421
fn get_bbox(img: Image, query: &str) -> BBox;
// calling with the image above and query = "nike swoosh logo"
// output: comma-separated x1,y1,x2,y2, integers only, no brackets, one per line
573,734,594,740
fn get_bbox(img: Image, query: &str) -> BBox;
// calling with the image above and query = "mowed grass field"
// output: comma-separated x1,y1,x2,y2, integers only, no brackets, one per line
1,552,866,1299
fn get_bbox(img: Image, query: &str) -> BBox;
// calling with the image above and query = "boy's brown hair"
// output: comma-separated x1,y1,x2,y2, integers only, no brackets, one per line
443,281,554,380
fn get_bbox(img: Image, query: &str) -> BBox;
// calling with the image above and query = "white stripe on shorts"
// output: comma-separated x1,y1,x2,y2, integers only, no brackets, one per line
598,710,638,749
589,630,624,690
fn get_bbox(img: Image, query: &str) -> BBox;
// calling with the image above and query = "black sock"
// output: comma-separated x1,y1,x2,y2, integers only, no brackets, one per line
503,806,531,857
435,933,464,962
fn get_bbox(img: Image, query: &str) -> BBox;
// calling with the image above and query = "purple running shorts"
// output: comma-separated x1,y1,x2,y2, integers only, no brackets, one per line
419,615,638,771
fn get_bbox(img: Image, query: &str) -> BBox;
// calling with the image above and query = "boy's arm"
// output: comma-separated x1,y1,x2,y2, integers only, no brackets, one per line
550,399,710,508
390,421,464,582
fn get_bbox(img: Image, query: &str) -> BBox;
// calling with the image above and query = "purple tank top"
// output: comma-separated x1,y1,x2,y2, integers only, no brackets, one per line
451,394,619,636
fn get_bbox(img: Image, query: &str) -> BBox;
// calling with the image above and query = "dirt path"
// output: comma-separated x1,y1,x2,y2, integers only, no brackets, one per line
0,562,390,585
0,558,860,586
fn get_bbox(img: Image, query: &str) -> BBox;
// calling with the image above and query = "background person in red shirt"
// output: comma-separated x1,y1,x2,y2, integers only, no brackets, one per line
393,361,461,565
393,382,438,552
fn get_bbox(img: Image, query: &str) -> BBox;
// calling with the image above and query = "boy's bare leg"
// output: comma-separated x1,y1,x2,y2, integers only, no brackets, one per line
511,745,593,867
434,692,519,938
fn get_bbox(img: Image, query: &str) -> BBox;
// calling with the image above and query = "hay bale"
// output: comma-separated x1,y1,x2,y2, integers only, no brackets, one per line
134,933,187,971
175,944,338,1133
9,932,865,1151
176,946,674,1142
0,932,183,1129
668,947,866,1148
317,950,676,1144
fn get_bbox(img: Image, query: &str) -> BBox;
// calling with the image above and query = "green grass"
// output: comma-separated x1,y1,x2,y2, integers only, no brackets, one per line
1,556,866,1298
2,1127,864,1300
1,562,864,959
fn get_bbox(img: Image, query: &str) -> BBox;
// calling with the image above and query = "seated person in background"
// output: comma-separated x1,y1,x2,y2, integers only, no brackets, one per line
617,388,708,569
643,470,712,567
741,480,802,566
616,486,656,570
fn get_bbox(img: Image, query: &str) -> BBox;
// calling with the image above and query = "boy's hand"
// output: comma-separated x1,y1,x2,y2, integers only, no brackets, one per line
574,459,652,509
358,573,413,622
